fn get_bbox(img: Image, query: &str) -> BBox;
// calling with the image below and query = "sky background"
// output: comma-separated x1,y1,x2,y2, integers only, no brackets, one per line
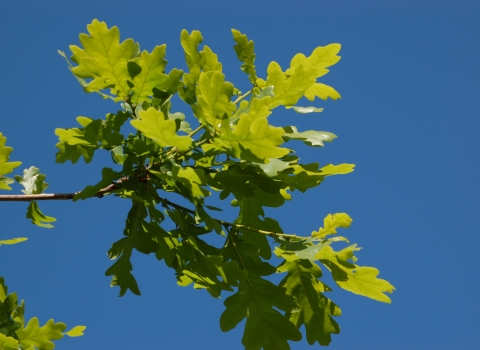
1,1,479,349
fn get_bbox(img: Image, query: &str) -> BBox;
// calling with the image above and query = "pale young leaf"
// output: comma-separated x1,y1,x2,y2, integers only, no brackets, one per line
312,213,353,238
131,107,192,151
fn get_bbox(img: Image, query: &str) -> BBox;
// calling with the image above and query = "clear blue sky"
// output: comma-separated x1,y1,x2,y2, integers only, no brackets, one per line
1,1,479,349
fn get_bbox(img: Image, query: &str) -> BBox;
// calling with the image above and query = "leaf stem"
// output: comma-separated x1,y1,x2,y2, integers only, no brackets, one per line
233,90,252,104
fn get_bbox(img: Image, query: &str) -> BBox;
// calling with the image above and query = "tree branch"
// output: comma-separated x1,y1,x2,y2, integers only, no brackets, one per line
0,181,308,240
0,183,118,202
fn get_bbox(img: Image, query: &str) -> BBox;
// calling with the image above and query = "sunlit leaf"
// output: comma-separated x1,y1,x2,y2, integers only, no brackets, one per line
316,245,395,303
305,83,341,101
231,29,257,85
0,238,28,246
0,133,21,190
64,325,86,337
15,317,66,350
131,107,192,151
70,19,134,98
312,213,352,238
129,45,168,104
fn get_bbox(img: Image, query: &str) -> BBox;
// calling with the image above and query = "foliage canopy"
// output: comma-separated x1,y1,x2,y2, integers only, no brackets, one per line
0,19,393,349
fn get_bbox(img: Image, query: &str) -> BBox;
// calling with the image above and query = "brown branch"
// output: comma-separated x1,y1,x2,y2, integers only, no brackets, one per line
0,180,307,240
0,183,119,202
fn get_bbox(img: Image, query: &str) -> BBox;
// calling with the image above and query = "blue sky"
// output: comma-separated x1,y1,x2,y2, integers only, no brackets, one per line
1,1,479,349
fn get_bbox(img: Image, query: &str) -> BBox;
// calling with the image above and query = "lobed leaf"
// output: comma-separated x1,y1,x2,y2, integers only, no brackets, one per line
131,107,192,151
278,260,341,346
231,29,258,85
219,104,289,161
14,166,49,195
26,202,56,229
15,317,65,350
0,133,21,190
193,71,236,126
70,19,134,98
305,83,341,101
316,245,395,303
220,274,302,349
312,213,353,238
128,45,168,104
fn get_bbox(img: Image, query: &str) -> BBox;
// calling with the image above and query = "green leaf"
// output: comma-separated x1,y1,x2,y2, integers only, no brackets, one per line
26,202,56,229
0,133,21,190
15,317,66,350
231,29,258,85
193,71,236,126
278,260,341,346
0,238,28,246
14,166,49,195
236,191,285,260
0,334,19,350
180,30,205,70
176,236,236,298
286,43,341,78
319,163,355,176
312,213,352,238
305,83,341,101
201,46,222,73
220,274,302,349
128,45,168,104
105,201,151,296
283,126,337,147
170,166,210,202
63,325,86,337
74,167,121,201
131,107,192,151
55,112,128,164
266,61,317,108
316,245,395,303
70,19,134,98
219,100,289,161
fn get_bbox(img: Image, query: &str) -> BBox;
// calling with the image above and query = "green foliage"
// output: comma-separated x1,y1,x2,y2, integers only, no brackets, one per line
0,277,85,350
15,167,56,228
0,133,22,191
0,20,394,349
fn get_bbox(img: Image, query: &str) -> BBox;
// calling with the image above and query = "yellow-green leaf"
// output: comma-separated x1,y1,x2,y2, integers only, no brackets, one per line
129,45,168,104
194,71,236,126
27,202,56,229
287,43,341,78
267,62,317,108
70,19,134,98
320,163,355,176
312,213,352,238
16,317,66,350
316,245,395,303
305,83,341,101
131,107,192,151
0,237,28,246
231,29,258,84
219,103,289,161
0,133,22,190
202,45,222,72
64,325,86,337
180,29,204,69
0,334,19,350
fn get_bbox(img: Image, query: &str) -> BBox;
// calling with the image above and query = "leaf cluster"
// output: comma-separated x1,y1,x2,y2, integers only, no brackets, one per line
0,20,394,349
